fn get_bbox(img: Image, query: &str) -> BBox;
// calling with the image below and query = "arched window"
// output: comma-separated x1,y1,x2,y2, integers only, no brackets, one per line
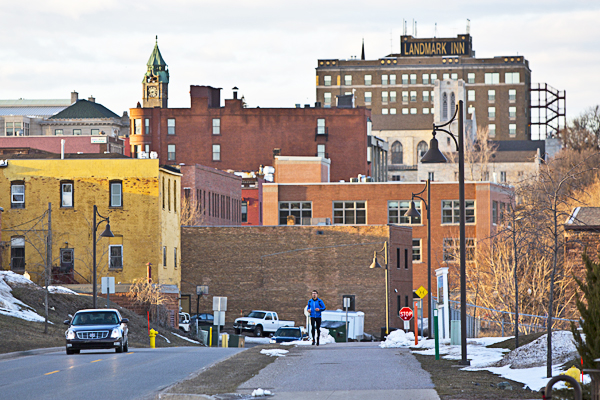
442,92,448,120
391,141,403,164
417,141,429,159
450,92,456,117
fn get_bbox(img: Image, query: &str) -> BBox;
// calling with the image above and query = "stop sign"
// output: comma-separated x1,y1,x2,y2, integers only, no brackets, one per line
399,307,413,321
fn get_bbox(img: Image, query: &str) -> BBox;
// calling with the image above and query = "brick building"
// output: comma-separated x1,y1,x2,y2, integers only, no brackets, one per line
179,164,242,226
129,42,387,183
262,180,512,311
180,225,413,335
241,174,264,226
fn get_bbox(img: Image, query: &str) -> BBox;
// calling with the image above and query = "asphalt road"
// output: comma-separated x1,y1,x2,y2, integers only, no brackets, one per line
0,346,244,400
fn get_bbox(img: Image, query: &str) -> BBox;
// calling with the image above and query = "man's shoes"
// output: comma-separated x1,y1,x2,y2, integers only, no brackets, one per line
316,342,320,346
312,341,315,345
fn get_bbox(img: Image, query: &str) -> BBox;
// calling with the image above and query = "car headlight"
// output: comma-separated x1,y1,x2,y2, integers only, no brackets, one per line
247,321,255,325
111,328,122,339
66,330,75,340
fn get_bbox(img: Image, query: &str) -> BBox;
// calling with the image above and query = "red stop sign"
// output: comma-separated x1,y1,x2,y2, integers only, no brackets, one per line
399,307,413,321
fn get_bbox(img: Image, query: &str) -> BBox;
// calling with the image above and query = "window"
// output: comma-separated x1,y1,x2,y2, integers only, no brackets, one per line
324,75,331,86
279,202,312,225
467,90,475,102
91,129,100,135
212,144,221,161
167,144,176,161
485,72,500,84
402,91,409,102
423,108,430,114
5,122,13,136
11,182,25,208
423,91,429,102
509,89,516,102
390,91,396,103
442,200,475,224
382,75,388,85
333,201,366,225
317,119,326,135
410,108,417,114
501,171,507,183
488,107,496,119
410,91,417,102
324,93,331,107
388,201,421,224
73,129,81,135
489,124,496,137
390,74,396,85
344,75,352,85
167,118,175,135
509,124,517,137
110,181,122,207
364,92,372,103
317,144,326,158
417,141,428,158
430,73,437,82
488,90,495,102
109,245,123,269
422,74,429,85
467,73,475,84
492,201,498,224
443,73,450,80
405,248,409,269
443,238,476,262
174,247,178,269
163,246,167,267
364,75,372,85
412,239,422,262
134,119,142,135
54,129,63,135
381,108,388,115
61,182,73,207
402,74,408,84
382,91,388,103
451,73,458,80
390,108,396,114
391,175,401,181
145,118,150,134
391,141,403,164
10,237,25,271
241,201,248,223
450,92,455,115
212,118,220,135
505,72,520,84
410,74,417,84
509,107,517,119
442,92,448,120
402,108,409,115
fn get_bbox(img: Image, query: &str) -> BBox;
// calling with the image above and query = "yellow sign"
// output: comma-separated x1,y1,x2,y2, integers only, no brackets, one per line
415,286,428,299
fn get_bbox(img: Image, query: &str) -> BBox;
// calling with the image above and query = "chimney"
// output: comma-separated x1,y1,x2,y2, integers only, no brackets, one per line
88,96,95,103
71,91,78,104
232,86,239,100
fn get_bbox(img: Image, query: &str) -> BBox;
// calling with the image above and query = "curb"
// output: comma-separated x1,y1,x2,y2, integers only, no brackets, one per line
0,347,63,361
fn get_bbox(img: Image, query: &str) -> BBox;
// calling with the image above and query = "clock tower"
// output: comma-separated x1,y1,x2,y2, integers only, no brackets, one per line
142,37,169,108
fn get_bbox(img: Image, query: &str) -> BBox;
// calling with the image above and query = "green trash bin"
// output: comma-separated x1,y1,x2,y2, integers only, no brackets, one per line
200,325,220,346
321,321,347,343
228,334,245,348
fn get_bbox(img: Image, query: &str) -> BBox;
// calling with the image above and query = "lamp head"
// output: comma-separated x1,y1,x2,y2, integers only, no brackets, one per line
100,223,115,238
420,135,448,164
404,200,422,218
369,251,382,269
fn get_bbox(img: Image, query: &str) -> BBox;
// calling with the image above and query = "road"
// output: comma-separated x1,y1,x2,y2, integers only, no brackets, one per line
237,342,440,399
0,346,244,400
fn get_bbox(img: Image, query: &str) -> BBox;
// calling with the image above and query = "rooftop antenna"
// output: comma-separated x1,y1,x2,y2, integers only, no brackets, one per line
403,19,406,35
435,22,437,38
390,29,393,53
412,19,415,36
415,21,417,37
466,19,470,34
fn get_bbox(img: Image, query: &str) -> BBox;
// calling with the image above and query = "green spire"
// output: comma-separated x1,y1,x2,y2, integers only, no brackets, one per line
143,36,169,83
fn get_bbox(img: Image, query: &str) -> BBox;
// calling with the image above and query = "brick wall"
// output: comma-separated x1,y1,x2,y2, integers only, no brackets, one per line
181,225,413,335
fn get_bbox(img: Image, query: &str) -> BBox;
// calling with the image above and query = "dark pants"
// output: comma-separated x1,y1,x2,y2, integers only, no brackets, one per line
310,317,321,343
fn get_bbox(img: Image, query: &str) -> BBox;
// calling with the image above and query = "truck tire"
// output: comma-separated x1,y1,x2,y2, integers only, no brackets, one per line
254,325,263,337
235,328,241,335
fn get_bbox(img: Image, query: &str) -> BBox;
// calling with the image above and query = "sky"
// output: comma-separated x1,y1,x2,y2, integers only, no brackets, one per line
1,1,599,121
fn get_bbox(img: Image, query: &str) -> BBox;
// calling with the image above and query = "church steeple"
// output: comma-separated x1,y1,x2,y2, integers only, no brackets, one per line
142,36,169,108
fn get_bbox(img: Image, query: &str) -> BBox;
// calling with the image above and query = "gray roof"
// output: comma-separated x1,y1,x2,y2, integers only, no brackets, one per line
49,100,120,120
565,207,600,228
0,106,69,118
493,140,545,153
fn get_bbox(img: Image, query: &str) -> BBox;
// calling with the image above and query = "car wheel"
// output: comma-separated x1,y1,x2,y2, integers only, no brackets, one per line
123,340,129,352
254,325,263,337
66,348,74,355
116,342,124,353
74,349,80,354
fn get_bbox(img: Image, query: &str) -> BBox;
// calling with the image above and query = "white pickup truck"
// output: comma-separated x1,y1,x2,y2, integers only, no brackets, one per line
233,310,294,336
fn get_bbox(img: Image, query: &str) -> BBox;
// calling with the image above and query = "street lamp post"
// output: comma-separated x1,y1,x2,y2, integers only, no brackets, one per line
404,179,432,339
420,100,470,365
92,205,114,309
369,241,389,335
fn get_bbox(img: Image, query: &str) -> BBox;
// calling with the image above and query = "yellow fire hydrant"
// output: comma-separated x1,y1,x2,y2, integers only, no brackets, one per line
149,329,158,349
561,365,582,387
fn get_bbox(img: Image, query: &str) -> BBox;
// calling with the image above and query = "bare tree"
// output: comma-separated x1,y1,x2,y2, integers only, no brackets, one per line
127,277,169,325
181,195,207,226
559,105,600,151
447,126,498,181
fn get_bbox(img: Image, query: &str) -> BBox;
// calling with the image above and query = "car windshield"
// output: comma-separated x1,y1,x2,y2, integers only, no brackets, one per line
247,311,266,319
72,311,119,325
275,328,301,338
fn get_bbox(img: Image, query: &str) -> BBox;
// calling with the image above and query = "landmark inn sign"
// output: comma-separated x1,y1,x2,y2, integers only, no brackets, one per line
400,35,472,57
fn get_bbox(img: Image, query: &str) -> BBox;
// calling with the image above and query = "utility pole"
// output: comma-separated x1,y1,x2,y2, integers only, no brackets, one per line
44,203,52,334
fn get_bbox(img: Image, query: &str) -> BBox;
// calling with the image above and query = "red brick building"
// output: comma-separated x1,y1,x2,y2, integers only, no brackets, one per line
262,181,512,311
241,175,264,226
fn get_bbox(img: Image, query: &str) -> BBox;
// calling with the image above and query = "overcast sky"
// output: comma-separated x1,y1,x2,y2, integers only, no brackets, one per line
1,1,598,122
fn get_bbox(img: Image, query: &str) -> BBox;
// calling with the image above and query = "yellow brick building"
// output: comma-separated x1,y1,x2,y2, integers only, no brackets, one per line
0,156,181,289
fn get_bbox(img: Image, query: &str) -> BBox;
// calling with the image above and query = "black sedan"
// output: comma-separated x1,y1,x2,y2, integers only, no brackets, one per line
64,309,129,355
269,327,306,343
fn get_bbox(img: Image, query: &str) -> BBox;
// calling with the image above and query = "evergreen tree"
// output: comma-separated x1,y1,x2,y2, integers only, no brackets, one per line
571,252,600,369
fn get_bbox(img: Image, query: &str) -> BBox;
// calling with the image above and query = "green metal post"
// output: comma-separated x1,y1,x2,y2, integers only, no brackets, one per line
434,307,440,360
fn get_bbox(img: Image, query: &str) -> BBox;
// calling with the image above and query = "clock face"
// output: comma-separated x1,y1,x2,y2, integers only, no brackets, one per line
147,86,158,98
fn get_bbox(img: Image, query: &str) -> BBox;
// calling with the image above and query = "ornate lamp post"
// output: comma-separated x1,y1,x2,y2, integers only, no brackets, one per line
92,205,114,309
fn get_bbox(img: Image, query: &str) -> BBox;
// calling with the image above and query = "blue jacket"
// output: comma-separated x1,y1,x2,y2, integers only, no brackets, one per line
307,298,326,318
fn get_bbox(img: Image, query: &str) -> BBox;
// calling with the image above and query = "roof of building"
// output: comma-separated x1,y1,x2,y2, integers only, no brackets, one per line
0,106,69,118
3,152,129,160
48,100,120,120
566,207,600,229
144,38,169,84
0,99,71,107
493,140,545,153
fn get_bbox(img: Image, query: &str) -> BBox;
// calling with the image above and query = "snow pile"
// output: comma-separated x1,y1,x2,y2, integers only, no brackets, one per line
379,329,417,348
251,388,273,397
496,331,578,369
318,327,336,345
0,271,46,322
47,286,79,295
245,337,271,344
260,349,289,357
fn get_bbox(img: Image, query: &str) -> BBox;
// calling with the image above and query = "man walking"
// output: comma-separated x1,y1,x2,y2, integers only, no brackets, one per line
307,290,326,346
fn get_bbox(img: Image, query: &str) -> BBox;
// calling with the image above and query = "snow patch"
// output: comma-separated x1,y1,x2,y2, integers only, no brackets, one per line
171,332,200,344
251,388,273,397
260,349,289,357
47,286,79,295
496,331,578,369
0,271,46,322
